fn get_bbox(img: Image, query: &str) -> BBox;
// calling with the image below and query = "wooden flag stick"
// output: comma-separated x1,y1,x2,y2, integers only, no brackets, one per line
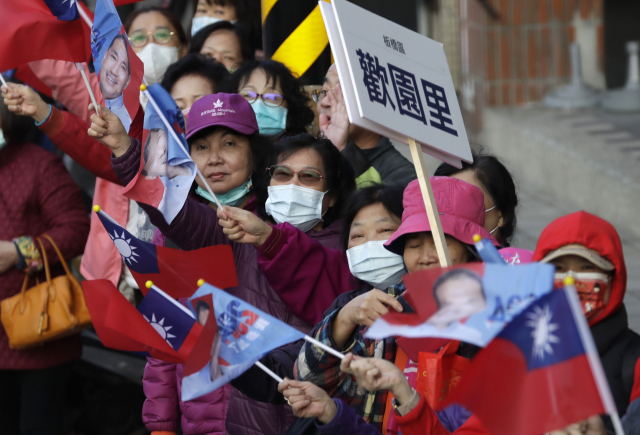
255,361,284,383
407,138,452,268
0,74,7,88
75,63,99,114
304,335,345,360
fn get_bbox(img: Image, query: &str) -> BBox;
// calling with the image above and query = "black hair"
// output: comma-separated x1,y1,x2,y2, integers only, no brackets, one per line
123,7,189,48
161,53,229,94
106,34,131,75
255,134,356,228
340,184,405,252
0,78,40,145
189,21,255,65
432,268,485,308
222,60,315,135
187,126,273,194
141,128,163,176
434,150,518,247
192,0,262,50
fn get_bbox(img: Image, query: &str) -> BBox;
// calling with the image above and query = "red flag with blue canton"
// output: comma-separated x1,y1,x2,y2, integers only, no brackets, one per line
82,279,200,363
181,283,306,401
0,0,89,71
439,287,607,435
96,208,238,298
122,83,197,224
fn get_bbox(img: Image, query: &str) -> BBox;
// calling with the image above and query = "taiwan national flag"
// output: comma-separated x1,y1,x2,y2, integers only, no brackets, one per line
96,207,238,298
0,0,89,71
82,279,201,363
439,287,617,435
181,283,306,401
122,83,197,224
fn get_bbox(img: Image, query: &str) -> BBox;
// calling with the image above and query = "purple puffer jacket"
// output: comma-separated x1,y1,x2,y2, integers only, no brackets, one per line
113,139,343,435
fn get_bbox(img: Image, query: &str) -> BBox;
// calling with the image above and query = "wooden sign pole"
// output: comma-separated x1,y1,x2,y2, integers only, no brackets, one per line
408,138,452,268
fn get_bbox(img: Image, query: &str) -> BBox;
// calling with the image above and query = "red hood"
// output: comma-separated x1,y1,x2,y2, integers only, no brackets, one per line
532,211,626,326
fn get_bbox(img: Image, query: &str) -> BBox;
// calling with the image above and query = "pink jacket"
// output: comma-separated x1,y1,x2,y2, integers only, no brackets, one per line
31,60,140,286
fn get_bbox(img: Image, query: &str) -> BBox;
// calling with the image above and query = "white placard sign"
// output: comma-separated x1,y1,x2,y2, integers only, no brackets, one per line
319,0,471,167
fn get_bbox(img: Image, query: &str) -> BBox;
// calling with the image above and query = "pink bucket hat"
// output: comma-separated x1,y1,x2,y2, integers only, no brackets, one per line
384,177,499,255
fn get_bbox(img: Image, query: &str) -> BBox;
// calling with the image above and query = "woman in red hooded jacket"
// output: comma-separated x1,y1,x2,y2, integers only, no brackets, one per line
533,211,640,433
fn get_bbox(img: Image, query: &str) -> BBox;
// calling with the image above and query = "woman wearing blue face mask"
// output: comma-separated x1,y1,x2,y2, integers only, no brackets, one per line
223,60,316,138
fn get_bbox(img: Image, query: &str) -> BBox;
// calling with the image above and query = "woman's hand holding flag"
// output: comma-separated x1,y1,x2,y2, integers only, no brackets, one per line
217,206,273,247
87,102,131,156
1,83,51,123
278,378,337,424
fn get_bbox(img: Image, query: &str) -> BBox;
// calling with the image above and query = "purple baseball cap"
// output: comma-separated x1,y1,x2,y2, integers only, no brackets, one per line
186,93,259,139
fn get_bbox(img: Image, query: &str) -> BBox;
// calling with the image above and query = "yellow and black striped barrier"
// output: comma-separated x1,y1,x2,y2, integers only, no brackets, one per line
262,0,332,84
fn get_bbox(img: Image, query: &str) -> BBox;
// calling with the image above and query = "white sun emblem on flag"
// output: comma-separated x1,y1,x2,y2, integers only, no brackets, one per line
62,0,78,7
109,230,140,265
143,313,176,347
526,304,560,360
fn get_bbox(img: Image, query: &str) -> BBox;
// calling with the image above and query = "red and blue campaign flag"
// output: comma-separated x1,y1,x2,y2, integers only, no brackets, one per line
181,283,306,401
82,279,201,364
0,0,89,71
122,84,197,224
366,263,554,347
95,207,238,298
439,287,619,435
92,0,143,132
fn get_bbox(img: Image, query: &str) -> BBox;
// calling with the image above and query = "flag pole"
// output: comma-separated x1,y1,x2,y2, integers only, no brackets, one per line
564,277,625,435
255,361,284,383
0,73,7,88
304,335,345,360
75,63,99,114
140,85,224,210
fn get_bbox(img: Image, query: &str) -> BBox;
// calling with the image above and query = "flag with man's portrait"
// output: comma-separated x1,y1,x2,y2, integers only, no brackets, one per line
121,83,196,224
92,0,143,132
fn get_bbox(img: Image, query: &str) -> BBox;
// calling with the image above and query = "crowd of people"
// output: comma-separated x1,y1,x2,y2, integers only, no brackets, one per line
0,2,639,435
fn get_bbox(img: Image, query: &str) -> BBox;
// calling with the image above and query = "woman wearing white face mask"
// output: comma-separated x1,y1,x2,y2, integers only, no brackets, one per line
190,0,262,52
218,182,404,326
123,7,189,86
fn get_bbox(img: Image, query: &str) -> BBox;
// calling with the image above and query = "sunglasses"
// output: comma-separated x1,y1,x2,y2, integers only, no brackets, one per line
267,165,325,186
128,27,175,48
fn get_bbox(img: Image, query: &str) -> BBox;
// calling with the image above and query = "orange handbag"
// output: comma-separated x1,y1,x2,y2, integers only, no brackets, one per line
0,234,92,349
415,341,471,408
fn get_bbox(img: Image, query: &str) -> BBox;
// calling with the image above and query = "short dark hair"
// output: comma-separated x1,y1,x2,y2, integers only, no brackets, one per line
223,60,315,135
189,21,255,64
107,34,131,75
255,134,356,227
123,7,189,48
340,184,405,252
187,126,273,193
195,300,210,315
432,268,485,308
0,78,40,145
141,128,163,176
192,0,262,51
434,150,518,247
161,53,229,94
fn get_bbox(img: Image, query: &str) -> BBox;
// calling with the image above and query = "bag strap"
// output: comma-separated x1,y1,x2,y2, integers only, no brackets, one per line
35,237,52,285
40,234,74,279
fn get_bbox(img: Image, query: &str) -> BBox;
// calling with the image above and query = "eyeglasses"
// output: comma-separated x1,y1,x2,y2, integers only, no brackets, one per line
267,165,325,186
128,27,175,48
311,88,336,103
240,90,285,107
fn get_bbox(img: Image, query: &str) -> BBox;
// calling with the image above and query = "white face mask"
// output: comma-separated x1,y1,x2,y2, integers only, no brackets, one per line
191,16,236,36
137,43,179,86
347,240,406,289
265,184,327,233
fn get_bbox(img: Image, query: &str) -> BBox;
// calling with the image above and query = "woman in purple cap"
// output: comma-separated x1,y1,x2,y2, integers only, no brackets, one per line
87,92,355,435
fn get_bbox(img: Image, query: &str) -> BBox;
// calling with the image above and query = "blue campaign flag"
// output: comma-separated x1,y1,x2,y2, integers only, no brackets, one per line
181,283,306,401
122,83,196,225
138,286,197,351
474,237,506,265
96,209,160,275
43,0,79,21
92,0,143,133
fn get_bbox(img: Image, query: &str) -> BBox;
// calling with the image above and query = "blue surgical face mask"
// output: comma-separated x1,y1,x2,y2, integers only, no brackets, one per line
191,16,236,36
0,129,6,151
196,177,253,208
250,100,288,136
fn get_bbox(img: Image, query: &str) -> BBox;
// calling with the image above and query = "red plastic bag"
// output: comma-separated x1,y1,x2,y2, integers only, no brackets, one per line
415,341,470,408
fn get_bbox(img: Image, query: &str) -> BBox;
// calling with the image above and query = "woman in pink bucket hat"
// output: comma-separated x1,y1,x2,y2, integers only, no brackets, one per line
295,176,501,434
